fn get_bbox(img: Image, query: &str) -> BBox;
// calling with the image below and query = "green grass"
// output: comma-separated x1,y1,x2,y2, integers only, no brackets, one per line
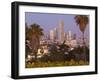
25,60,89,68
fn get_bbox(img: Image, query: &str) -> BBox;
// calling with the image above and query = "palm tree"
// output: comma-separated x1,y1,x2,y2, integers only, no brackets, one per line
25,23,33,58
26,23,33,41
75,15,89,62
30,23,44,60
75,15,89,46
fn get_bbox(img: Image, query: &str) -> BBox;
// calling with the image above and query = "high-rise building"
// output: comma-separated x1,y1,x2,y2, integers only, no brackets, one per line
64,32,68,40
68,30,72,40
50,30,55,42
59,20,64,43
54,28,58,40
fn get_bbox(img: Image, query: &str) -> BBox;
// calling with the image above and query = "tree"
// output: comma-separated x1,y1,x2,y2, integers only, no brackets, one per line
25,23,32,58
30,23,44,60
74,15,89,62
74,15,89,46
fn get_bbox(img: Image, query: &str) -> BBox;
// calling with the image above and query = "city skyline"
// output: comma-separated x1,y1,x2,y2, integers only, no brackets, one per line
25,12,89,39
25,12,90,68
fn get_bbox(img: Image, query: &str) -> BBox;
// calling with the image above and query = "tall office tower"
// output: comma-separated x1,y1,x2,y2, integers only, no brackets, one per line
54,28,58,40
68,30,72,41
63,32,66,41
65,33,68,40
50,30,55,42
59,20,64,43
64,32,66,38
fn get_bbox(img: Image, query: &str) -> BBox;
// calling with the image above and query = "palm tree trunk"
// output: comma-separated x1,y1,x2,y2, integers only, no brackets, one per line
34,51,37,61
34,37,40,61
82,32,85,46
31,35,38,62
82,32,86,62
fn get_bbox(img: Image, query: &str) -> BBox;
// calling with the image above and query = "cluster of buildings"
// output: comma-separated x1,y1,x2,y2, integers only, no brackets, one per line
40,20,83,48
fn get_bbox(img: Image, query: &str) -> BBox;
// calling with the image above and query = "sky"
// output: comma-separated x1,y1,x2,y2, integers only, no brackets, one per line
25,12,89,39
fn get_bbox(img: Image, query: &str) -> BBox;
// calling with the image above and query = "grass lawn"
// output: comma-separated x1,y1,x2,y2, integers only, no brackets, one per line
26,60,89,68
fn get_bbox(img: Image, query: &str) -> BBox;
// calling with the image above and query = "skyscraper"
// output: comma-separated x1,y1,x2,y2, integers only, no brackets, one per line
50,30,55,42
59,20,64,43
68,30,72,41
54,28,58,40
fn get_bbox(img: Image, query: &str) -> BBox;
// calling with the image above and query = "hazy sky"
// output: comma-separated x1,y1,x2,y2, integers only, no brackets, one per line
25,12,89,38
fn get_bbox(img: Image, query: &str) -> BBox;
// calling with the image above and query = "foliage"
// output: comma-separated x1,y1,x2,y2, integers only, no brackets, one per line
74,15,89,62
25,23,44,59
74,15,89,33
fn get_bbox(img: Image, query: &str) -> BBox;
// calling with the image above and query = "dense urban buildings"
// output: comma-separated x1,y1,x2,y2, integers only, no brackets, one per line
38,20,89,55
